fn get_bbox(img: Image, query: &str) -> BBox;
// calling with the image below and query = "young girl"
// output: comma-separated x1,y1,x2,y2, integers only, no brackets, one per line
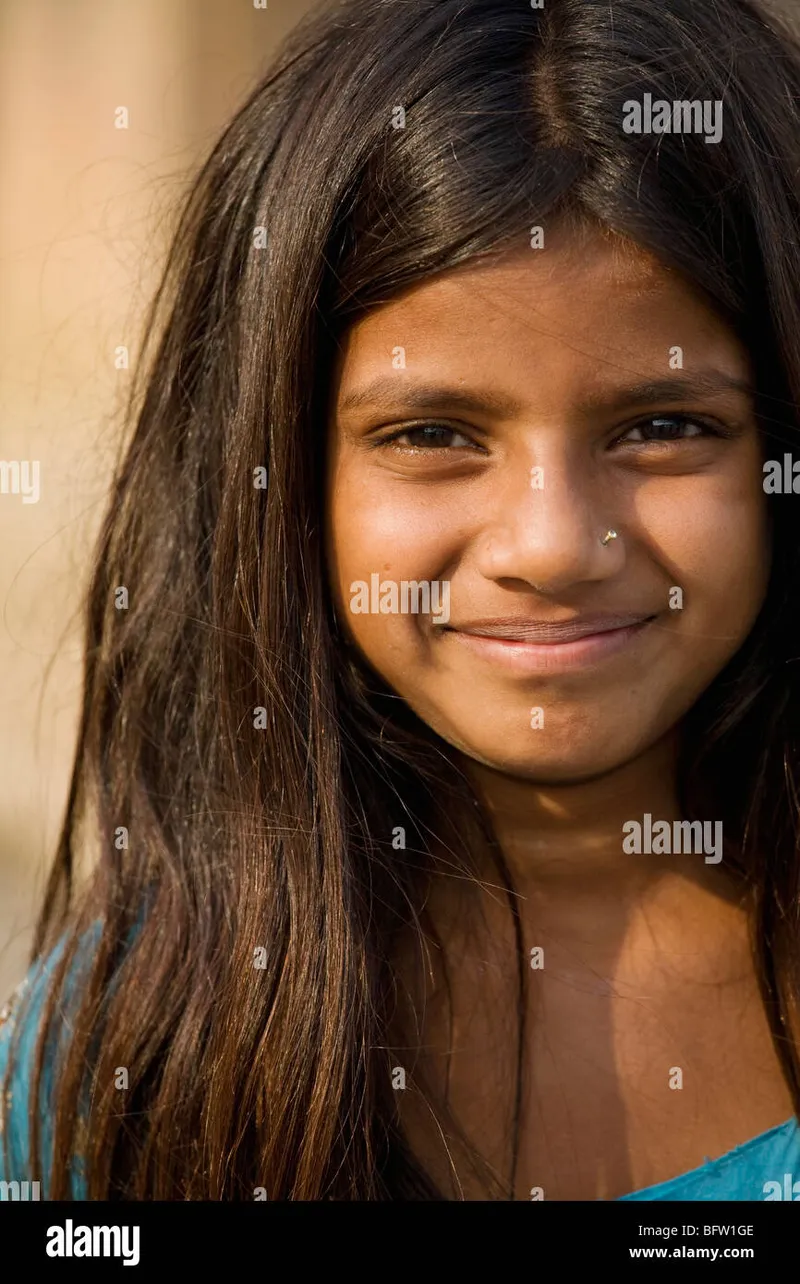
3,0,800,1202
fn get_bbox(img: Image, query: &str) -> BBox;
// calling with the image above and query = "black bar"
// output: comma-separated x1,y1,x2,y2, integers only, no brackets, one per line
0,1199,787,1273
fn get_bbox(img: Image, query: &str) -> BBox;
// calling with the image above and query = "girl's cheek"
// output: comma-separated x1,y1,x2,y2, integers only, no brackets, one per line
333,476,466,575
638,489,766,592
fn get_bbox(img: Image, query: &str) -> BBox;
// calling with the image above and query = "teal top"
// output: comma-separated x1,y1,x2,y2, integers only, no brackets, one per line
617,1119,800,1200
2,941,800,1200
0,938,90,1199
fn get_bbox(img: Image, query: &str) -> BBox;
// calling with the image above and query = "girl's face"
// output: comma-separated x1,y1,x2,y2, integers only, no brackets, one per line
325,224,770,783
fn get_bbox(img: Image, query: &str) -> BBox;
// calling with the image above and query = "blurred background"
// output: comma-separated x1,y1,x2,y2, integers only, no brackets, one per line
0,0,318,999
1,0,799,1001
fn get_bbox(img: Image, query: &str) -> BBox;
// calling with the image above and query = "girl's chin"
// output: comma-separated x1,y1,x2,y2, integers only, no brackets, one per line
436,733,640,784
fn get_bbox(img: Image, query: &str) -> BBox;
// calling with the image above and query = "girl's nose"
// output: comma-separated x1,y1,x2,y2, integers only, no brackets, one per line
472,464,625,594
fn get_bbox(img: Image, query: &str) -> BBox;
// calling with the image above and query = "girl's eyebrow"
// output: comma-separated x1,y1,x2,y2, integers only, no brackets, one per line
337,370,756,418
585,372,757,413
337,379,520,417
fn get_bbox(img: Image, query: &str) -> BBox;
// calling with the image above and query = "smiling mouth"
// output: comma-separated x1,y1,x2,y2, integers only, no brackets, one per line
441,614,660,673
447,613,658,644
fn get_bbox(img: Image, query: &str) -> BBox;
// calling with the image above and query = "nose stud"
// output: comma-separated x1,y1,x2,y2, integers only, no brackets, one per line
530,527,620,592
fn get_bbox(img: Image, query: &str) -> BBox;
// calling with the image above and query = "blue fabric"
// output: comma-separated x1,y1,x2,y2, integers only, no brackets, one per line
3,940,800,1200
0,937,90,1199
617,1118,800,1200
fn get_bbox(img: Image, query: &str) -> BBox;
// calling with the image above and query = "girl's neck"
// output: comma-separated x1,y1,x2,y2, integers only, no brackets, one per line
457,731,735,907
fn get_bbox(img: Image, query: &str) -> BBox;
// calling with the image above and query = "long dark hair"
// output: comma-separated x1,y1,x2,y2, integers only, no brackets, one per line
5,0,800,1199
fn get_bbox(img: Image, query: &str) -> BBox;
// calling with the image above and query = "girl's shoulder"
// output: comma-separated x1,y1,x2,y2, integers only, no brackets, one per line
0,942,65,1193
0,930,98,1198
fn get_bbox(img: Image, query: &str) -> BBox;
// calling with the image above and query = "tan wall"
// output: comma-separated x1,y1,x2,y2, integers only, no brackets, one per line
0,0,316,1000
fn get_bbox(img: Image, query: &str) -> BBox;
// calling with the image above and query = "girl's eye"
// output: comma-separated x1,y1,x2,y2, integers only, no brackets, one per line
617,415,714,444
379,423,476,450
374,415,727,454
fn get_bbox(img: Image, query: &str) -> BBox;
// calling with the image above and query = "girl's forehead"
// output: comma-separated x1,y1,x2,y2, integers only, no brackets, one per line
332,228,752,399
340,230,705,335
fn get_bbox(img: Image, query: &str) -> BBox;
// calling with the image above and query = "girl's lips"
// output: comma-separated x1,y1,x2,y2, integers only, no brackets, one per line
444,619,656,673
